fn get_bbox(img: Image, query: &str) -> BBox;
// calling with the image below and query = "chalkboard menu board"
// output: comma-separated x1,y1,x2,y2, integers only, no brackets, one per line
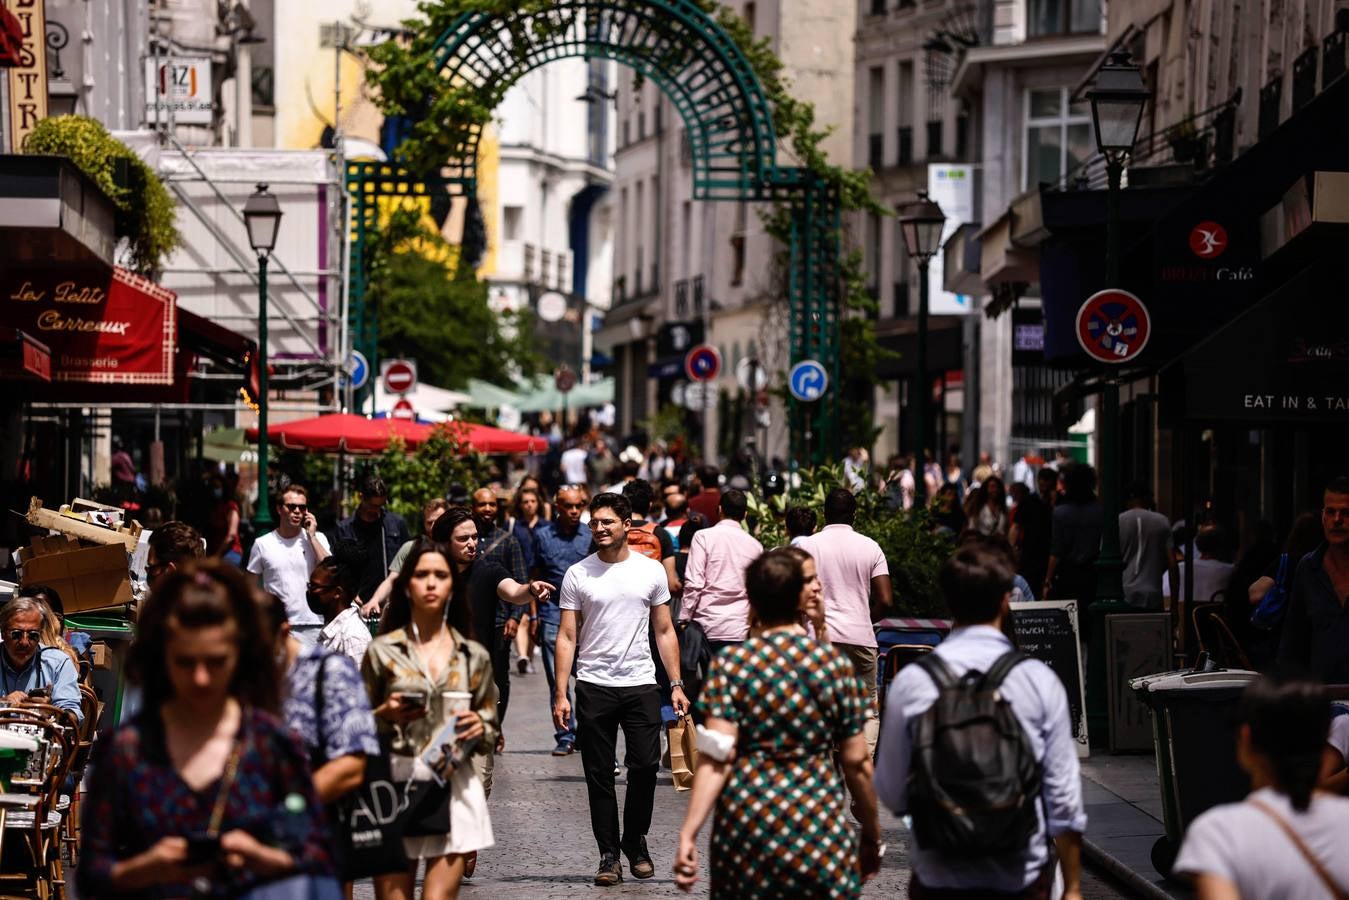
1009,600,1089,757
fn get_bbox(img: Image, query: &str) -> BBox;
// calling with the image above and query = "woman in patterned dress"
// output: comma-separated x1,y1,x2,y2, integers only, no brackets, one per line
674,548,884,897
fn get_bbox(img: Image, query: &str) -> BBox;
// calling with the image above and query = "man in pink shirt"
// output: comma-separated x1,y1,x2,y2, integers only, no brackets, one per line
797,487,893,752
678,489,763,650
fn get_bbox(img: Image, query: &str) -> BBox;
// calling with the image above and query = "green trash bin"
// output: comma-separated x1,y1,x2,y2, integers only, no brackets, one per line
1130,667,1258,879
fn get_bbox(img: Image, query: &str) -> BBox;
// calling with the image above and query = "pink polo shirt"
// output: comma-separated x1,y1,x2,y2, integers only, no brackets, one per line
678,518,763,641
796,524,888,648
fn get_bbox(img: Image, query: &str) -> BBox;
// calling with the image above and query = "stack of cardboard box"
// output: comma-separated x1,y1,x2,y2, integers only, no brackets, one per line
19,498,138,614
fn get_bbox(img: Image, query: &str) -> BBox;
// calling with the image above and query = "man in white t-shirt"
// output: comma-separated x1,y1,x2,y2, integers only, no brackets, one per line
553,492,688,887
247,484,331,645
1163,525,1234,606
560,440,590,486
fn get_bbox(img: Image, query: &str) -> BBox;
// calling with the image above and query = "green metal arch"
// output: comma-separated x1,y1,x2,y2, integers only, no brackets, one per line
429,0,781,200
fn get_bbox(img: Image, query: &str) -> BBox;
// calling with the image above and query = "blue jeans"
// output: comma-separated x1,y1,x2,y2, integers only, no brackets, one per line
540,617,577,746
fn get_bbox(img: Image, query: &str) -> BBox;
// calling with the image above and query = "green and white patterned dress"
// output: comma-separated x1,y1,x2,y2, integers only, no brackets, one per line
700,631,869,899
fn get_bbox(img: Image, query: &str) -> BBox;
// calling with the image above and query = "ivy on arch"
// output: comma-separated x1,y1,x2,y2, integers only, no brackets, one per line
362,0,890,460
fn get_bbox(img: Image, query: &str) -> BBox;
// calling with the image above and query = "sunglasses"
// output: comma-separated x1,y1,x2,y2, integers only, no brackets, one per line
6,630,40,643
283,503,308,512
306,581,338,593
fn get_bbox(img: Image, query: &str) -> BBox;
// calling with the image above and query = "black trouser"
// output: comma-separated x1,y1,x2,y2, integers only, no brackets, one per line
575,681,662,858
492,628,511,726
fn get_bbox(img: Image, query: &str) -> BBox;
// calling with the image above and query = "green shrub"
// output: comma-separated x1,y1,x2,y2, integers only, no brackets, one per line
23,115,180,274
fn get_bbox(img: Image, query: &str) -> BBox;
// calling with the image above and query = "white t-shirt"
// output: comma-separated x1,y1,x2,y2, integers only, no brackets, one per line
561,447,589,485
559,551,670,687
1174,787,1349,899
1328,709,1349,762
247,529,331,630
1163,557,1234,603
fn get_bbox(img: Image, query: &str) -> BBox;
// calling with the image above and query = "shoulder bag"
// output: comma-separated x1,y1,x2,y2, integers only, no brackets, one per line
1248,796,1349,900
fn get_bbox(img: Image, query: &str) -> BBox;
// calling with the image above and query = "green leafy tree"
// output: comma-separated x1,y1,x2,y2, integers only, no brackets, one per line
367,207,545,389
369,424,493,526
746,464,952,617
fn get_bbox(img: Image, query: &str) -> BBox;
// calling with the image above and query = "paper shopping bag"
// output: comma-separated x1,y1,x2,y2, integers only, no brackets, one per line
669,715,698,792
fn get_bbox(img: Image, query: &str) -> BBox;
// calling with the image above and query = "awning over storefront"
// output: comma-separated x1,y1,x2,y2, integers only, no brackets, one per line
0,327,50,381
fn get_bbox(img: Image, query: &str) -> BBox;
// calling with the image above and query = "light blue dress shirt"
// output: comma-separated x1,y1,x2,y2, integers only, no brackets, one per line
0,644,82,723
874,624,1086,891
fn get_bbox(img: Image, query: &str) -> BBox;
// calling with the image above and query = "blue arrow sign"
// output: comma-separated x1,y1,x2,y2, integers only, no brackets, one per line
788,359,828,402
342,350,370,390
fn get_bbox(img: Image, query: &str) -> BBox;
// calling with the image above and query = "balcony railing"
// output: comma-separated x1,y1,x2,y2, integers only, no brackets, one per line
1292,46,1318,113
1258,76,1282,140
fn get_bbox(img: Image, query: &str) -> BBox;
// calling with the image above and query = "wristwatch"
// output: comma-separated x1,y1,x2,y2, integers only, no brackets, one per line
669,679,685,690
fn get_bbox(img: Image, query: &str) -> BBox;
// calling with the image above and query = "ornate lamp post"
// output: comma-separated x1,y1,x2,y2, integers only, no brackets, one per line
898,190,947,508
243,183,283,532
1087,50,1150,605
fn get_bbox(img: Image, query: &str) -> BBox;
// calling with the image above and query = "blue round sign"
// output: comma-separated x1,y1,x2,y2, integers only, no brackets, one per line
342,350,370,390
685,344,721,382
788,359,829,402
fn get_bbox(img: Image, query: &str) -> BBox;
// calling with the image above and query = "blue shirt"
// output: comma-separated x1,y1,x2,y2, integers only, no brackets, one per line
532,521,594,590
874,625,1086,891
0,644,82,723
282,644,379,764
512,519,538,572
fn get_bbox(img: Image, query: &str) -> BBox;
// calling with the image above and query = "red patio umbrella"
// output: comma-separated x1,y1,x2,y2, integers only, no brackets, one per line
246,413,433,453
246,414,546,454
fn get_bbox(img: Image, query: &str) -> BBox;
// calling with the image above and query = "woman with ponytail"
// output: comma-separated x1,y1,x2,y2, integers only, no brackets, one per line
1175,676,1349,899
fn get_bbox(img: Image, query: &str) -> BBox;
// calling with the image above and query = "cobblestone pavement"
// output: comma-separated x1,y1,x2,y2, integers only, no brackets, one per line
355,653,1132,899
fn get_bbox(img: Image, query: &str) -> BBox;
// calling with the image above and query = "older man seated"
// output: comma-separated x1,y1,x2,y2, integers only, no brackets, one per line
0,597,82,723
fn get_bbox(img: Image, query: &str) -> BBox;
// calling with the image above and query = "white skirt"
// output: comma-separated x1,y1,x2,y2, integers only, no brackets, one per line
390,754,495,859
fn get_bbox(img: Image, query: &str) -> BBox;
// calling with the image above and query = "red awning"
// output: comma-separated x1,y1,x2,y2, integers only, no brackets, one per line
246,414,546,454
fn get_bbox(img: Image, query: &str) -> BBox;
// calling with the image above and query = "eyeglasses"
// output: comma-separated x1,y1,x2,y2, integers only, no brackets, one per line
6,630,40,643
283,503,308,512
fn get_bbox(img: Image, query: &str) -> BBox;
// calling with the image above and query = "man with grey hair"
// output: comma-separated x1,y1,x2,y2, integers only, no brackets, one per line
0,597,82,722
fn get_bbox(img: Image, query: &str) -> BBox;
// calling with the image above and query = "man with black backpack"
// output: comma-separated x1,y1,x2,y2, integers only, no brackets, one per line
875,543,1086,899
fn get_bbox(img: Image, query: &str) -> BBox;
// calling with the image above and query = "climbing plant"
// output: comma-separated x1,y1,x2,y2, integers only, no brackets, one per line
365,0,891,449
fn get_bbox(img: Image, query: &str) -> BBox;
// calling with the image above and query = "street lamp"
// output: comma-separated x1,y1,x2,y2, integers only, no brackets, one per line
243,182,283,532
898,189,946,508
1086,50,1149,606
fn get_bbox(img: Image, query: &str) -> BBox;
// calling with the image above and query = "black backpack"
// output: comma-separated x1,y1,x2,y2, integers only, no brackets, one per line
907,650,1042,857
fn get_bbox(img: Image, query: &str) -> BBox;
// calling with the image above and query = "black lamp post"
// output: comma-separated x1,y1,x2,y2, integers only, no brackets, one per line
898,190,947,508
1086,50,1150,605
243,183,283,532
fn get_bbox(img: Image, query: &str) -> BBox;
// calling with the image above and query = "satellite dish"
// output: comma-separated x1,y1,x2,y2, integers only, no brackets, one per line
537,291,568,323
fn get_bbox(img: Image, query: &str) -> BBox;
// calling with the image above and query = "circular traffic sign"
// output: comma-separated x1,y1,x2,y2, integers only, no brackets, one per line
554,367,577,393
342,350,370,390
383,359,416,394
390,398,416,420
537,291,568,323
735,357,768,392
1076,289,1152,364
685,344,721,382
788,359,829,401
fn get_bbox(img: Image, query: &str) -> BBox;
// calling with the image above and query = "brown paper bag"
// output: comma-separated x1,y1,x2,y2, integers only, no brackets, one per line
669,715,698,792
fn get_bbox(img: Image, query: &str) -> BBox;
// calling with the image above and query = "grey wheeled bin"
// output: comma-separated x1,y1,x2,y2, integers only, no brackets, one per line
1129,667,1258,879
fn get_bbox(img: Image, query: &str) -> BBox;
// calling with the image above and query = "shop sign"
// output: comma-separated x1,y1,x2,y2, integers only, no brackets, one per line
144,56,214,126
0,267,177,384
4,0,47,152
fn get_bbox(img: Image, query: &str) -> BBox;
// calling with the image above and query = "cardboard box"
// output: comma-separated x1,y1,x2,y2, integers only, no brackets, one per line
25,497,140,550
20,542,132,613
89,642,109,670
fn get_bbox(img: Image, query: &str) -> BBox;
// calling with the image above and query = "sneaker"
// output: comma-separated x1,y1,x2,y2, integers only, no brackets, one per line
551,741,575,757
594,853,623,886
622,837,655,879
517,657,529,675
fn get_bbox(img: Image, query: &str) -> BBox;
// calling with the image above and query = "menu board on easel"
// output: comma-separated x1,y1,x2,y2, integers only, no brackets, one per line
1009,600,1089,758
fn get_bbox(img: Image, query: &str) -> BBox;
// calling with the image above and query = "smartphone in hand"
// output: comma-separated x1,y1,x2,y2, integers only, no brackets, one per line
185,832,221,863
398,691,427,710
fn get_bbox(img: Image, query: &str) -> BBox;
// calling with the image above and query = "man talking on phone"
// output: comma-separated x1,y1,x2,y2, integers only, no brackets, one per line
247,483,331,645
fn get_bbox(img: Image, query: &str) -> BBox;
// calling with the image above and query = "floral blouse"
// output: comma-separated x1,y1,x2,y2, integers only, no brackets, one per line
360,626,499,757
77,705,334,898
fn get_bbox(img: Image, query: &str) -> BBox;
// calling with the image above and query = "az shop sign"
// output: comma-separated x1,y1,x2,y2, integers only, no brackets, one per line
0,267,176,384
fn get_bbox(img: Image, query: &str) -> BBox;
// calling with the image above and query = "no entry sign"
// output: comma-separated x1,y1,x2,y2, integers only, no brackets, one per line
390,398,416,421
383,359,416,394
685,344,721,381
1076,289,1151,364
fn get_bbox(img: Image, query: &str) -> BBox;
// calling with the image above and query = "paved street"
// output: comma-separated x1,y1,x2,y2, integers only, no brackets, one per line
356,653,1133,898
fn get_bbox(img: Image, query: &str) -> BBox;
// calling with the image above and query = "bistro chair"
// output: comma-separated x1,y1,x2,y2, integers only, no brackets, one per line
0,707,74,900
880,644,934,719
1196,607,1253,671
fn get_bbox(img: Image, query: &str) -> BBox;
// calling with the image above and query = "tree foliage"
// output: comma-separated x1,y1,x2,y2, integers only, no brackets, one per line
370,425,493,526
746,464,952,617
368,206,545,389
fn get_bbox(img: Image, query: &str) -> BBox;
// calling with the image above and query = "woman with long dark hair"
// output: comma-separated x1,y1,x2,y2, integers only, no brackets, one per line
970,476,1009,537
78,562,336,898
362,538,497,900
1175,676,1349,899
